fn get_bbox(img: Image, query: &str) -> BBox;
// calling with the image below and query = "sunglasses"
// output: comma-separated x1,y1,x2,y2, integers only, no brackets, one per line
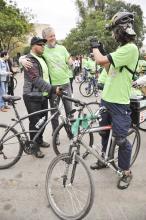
36,43,45,47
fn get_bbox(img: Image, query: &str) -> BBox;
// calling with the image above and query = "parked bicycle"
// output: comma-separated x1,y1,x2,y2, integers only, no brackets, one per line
0,95,71,169
0,95,99,169
79,75,100,97
45,95,141,220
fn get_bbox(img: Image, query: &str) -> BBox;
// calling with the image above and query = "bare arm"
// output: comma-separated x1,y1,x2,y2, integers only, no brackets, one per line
93,48,110,70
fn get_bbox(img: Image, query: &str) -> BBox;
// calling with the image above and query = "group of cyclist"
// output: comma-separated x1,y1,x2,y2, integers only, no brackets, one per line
19,11,146,190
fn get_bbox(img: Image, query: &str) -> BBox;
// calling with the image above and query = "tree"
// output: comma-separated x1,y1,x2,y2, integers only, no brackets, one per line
63,0,145,55
0,0,34,52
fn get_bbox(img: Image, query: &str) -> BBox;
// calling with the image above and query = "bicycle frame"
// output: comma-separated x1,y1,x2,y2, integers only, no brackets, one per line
69,124,123,177
0,103,66,147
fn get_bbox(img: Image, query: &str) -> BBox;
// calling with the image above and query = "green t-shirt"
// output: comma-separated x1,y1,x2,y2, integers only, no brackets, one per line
82,58,89,69
136,59,146,74
98,68,107,84
102,43,139,104
43,44,70,85
87,58,96,74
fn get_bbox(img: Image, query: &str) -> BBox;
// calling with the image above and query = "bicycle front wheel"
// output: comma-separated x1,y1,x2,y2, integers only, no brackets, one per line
79,80,94,97
0,124,23,169
45,153,94,220
109,126,140,170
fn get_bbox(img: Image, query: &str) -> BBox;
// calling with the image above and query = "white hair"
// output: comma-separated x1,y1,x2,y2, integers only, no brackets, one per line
42,26,55,39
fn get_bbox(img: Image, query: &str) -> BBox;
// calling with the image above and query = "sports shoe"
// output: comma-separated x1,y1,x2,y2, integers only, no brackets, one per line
40,141,50,148
117,171,133,190
90,160,107,170
33,150,45,158
4,105,11,109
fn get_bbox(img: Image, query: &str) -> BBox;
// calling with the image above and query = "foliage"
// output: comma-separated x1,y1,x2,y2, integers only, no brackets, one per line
0,0,34,53
63,0,145,55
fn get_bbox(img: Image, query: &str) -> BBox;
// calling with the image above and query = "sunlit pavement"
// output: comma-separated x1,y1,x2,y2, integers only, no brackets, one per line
0,72,146,220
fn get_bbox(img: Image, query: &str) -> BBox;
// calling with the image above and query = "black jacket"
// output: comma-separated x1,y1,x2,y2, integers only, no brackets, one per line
23,53,53,97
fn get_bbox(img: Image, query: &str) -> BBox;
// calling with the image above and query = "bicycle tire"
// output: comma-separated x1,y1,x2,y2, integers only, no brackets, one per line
53,122,94,156
79,80,94,97
13,77,17,89
45,153,94,220
109,126,140,170
0,124,23,169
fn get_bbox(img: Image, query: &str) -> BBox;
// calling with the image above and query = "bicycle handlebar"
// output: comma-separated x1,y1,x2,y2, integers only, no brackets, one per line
62,95,85,106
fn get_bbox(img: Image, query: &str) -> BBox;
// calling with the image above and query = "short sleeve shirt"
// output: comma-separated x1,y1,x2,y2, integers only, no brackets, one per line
43,44,70,85
102,43,139,104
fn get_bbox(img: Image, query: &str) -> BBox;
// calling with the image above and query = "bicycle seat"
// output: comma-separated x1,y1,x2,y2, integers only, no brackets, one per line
2,95,21,102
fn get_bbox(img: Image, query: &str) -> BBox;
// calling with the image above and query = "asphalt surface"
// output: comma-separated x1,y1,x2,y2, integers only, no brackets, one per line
0,72,146,220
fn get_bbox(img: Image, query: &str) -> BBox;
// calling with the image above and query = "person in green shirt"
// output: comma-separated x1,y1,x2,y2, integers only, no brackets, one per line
20,26,73,142
90,12,139,189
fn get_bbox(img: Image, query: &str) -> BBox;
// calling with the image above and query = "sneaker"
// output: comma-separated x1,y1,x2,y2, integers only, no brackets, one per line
34,150,45,158
90,160,107,170
4,106,11,109
117,171,133,190
40,141,50,148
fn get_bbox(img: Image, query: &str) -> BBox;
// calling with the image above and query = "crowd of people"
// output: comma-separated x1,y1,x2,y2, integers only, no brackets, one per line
1,11,146,190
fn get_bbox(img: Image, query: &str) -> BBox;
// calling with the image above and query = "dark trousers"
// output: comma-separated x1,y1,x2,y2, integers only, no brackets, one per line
49,83,72,132
8,76,14,96
23,94,48,146
99,99,132,171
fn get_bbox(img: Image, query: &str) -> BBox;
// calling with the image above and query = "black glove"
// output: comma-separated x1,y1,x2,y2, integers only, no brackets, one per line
90,38,106,55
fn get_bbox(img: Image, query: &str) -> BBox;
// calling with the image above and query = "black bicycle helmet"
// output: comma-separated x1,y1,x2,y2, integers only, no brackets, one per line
112,12,134,27
106,11,136,36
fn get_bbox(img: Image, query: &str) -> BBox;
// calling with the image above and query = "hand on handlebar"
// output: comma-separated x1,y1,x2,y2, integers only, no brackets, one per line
56,86,68,96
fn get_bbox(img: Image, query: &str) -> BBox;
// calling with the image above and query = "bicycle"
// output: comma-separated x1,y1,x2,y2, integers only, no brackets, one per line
45,96,141,220
79,75,99,97
0,95,99,169
0,95,73,169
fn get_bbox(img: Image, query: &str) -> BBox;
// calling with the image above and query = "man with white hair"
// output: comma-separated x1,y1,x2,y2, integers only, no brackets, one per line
20,26,73,144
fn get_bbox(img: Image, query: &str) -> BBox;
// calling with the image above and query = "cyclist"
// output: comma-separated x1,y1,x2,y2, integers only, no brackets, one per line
90,11,139,189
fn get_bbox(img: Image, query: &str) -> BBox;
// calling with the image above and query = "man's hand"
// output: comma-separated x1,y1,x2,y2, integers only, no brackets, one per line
90,38,106,55
56,86,63,96
19,57,32,69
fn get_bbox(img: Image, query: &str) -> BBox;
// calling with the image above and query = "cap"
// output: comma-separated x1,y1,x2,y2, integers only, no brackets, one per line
30,37,47,46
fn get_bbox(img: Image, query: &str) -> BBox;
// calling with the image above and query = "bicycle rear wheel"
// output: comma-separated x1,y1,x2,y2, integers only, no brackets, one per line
45,153,94,220
109,126,140,170
0,124,23,169
53,122,94,156
79,80,94,97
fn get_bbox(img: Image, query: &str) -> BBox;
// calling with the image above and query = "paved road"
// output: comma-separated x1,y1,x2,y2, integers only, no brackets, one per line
0,73,146,220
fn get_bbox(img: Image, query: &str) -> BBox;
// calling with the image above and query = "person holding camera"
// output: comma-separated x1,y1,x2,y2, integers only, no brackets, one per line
90,12,139,189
